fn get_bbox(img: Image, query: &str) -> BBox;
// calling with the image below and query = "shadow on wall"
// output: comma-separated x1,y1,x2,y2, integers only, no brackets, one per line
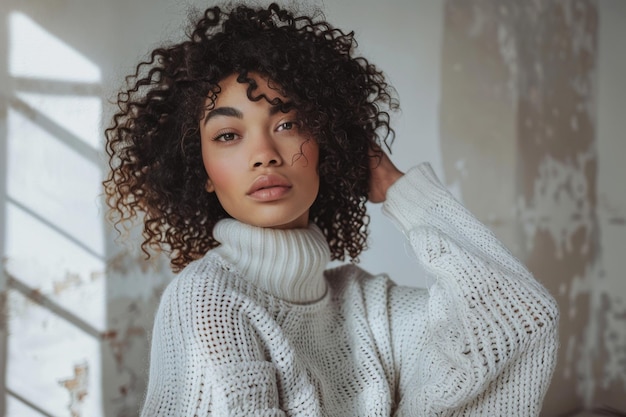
0,8,172,417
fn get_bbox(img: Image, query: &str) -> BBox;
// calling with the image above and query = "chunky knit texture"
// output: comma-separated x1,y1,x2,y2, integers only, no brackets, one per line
141,163,559,416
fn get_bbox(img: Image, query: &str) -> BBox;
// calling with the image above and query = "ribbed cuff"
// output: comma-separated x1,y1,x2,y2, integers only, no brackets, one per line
382,162,452,233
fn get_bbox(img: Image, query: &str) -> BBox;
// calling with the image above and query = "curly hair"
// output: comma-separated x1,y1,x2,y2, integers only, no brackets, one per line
104,2,398,272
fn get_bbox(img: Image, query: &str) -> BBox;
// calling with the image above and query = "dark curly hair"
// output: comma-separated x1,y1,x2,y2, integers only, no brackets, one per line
104,3,398,272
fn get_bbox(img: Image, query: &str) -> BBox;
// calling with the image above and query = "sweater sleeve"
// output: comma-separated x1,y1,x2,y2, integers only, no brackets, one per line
140,273,286,417
382,163,559,416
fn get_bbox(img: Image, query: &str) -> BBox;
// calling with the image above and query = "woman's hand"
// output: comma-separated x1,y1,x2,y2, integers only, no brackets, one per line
368,146,404,203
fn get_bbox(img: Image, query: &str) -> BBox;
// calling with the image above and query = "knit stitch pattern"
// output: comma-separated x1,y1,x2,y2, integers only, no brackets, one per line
141,163,559,416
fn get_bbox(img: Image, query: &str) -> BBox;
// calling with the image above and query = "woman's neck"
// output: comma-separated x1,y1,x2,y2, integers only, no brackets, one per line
212,218,330,303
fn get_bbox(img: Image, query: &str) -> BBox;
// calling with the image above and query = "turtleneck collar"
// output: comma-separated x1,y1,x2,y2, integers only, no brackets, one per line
212,219,330,303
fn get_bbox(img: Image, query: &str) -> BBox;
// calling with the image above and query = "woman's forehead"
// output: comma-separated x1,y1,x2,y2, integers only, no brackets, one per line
219,73,286,97
208,72,292,110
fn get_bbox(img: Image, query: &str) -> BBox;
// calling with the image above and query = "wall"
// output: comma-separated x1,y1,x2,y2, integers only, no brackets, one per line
0,0,623,416
591,0,626,410
0,1,177,415
436,1,626,415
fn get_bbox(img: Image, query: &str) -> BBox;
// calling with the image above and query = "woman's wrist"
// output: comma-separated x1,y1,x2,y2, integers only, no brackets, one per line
369,154,404,203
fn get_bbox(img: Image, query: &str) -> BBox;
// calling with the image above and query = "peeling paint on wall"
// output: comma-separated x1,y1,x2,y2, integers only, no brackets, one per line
442,0,625,414
517,149,595,260
102,250,172,417
59,362,89,417
567,259,626,404
4,246,171,417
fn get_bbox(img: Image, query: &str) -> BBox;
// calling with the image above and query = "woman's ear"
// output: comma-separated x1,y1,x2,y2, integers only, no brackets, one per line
205,178,215,193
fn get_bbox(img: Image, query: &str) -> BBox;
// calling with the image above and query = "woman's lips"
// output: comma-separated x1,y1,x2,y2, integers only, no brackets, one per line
247,175,292,201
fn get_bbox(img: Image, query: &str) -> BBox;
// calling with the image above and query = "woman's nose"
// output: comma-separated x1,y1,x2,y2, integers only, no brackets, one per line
250,134,283,168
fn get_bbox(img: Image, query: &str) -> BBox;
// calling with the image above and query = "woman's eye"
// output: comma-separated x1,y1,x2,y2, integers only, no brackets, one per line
213,132,237,142
277,121,298,132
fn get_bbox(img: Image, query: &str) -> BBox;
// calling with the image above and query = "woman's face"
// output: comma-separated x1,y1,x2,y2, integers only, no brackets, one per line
199,73,319,229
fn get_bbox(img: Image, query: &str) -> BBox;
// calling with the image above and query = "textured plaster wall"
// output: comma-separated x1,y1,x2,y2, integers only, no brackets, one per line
594,0,626,409
0,1,175,416
440,0,626,414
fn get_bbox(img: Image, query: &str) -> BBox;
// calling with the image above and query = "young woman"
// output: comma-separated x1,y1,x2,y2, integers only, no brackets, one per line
104,4,559,416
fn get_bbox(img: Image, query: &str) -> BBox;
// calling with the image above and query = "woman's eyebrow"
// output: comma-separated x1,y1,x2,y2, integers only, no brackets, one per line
204,107,243,125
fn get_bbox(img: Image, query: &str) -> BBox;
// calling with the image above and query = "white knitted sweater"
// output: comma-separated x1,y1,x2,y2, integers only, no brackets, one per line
141,163,559,416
